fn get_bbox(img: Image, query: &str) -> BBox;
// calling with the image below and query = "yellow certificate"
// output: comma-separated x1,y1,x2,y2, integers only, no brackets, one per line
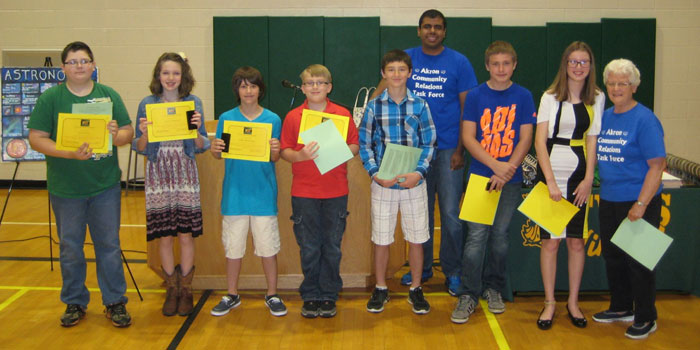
297,109,349,144
146,101,197,142
56,113,111,154
221,120,272,162
517,182,580,236
459,173,502,225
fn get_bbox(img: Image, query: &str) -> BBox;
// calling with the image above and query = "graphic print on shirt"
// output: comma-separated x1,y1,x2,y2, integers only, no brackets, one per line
410,68,447,99
479,104,517,159
596,127,628,163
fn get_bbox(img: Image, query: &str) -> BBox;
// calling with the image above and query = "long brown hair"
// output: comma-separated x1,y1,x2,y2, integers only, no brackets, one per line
547,41,600,105
149,52,195,98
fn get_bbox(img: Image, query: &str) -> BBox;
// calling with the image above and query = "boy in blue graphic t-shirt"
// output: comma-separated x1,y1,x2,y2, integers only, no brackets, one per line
451,41,536,324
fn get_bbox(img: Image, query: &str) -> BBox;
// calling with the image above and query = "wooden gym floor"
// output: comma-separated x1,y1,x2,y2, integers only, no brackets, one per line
0,189,698,349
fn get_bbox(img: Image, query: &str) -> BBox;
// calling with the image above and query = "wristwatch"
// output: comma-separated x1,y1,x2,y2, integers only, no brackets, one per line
636,200,646,206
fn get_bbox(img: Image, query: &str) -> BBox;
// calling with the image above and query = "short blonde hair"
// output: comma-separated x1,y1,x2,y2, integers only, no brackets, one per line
300,64,332,83
485,40,517,65
603,58,641,87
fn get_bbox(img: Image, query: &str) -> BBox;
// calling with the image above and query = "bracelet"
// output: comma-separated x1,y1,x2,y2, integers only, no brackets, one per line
636,200,646,206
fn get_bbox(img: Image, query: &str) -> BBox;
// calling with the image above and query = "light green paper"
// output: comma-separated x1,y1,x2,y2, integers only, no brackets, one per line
72,102,113,151
300,120,354,175
611,218,673,271
376,143,422,180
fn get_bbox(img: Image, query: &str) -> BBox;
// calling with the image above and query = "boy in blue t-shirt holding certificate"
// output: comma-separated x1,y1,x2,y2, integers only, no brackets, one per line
451,41,536,324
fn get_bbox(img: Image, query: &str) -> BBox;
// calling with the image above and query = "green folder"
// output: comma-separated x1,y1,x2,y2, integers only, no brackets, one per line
376,143,422,181
611,218,673,271
299,120,354,175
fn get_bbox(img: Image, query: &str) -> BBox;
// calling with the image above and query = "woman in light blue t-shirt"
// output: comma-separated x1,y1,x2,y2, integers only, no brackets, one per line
592,58,666,340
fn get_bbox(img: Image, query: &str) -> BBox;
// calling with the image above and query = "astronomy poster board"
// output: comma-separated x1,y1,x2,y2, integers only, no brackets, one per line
1,67,98,161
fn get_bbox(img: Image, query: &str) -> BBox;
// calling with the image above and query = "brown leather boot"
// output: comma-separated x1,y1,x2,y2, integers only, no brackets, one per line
162,267,178,316
178,265,195,316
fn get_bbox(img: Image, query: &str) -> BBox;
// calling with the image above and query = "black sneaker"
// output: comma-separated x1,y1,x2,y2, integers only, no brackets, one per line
625,321,657,339
592,309,634,323
366,288,389,313
301,300,320,318
319,300,337,318
264,294,288,317
104,302,131,328
407,287,430,315
60,304,86,327
211,294,241,316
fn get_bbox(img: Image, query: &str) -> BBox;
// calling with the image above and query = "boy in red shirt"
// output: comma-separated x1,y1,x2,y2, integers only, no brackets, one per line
280,64,359,318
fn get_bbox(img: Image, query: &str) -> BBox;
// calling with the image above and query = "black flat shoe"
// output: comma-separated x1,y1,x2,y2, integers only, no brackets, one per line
567,303,587,328
537,307,554,330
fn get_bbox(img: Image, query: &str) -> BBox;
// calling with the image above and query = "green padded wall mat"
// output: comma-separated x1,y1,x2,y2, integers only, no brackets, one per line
445,17,492,84
601,18,656,110
491,26,548,100
323,17,380,111
268,17,324,119
213,17,269,119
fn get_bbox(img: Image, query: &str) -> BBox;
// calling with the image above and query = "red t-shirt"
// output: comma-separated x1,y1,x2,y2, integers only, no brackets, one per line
280,99,359,198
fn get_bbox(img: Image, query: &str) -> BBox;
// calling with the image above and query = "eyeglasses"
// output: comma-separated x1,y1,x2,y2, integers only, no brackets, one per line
567,59,590,68
64,59,93,66
302,81,329,87
606,82,633,88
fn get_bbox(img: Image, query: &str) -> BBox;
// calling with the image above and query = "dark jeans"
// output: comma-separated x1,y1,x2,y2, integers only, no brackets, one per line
599,195,661,323
424,148,466,278
459,183,521,299
50,184,127,307
291,196,348,301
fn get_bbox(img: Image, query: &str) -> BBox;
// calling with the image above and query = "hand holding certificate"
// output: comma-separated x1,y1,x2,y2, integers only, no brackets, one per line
220,120,272,162
146,101,197,142
56,113,111,154
517,182,580,237
299,120,354,175
459,173,502,225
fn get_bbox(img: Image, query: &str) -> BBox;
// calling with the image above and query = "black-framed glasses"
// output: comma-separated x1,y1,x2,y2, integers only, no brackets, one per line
567,59,590,67
302,81,329,87
64,59,93,66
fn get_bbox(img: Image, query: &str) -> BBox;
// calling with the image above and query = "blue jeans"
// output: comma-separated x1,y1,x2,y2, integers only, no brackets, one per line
459,182,520,299
424,148,466,277
51,184,127,307
291,196,348,301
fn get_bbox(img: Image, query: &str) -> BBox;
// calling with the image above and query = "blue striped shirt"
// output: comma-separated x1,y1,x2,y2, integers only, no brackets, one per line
359,89,436,187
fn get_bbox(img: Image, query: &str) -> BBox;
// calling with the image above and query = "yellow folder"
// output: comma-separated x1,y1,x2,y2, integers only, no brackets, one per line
459,173,501,225
517,182,580,236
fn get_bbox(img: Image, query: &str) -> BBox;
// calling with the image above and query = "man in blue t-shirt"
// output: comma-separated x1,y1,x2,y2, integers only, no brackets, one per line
371,9,478,293
451,41,535,324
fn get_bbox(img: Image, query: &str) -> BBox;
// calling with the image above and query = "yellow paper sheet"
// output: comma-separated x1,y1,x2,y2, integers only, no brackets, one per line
517,182,580,236
145,101,197,142
296,109,349,144
56,113,111,154
221,120,272,162
459,174,501,225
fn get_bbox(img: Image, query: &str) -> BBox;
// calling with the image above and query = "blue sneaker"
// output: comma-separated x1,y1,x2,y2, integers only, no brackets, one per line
399,270,434,286
446,275,460,296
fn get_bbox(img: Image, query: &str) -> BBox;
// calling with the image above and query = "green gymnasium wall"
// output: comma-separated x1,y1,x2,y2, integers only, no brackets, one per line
213,17,655,119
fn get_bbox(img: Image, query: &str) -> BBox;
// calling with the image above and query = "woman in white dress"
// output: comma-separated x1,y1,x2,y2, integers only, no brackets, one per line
534,41,605,330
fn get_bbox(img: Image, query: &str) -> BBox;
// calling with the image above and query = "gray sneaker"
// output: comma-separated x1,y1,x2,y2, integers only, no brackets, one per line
482,288,505,314
211,295,241,316
451,295,477,324
265,294,288,317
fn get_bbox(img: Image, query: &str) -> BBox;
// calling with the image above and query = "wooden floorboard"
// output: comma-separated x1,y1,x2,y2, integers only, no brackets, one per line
0,189,698,349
